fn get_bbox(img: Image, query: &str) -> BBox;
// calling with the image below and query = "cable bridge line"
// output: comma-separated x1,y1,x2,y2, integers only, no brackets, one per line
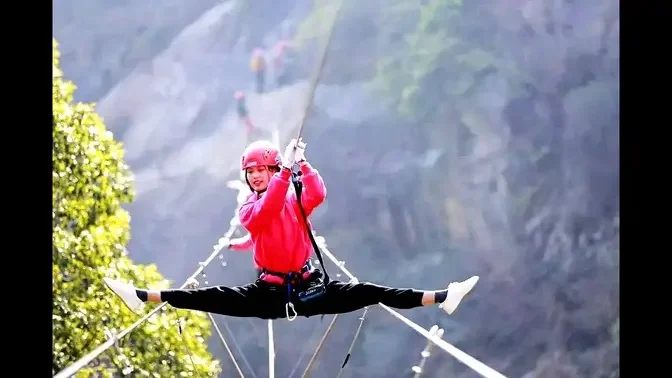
313,237,509,378
53,213,245,378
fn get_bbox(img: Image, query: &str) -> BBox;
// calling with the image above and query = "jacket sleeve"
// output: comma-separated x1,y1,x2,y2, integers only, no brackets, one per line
294,161,327,217
229,234,253,251
239,168,291,232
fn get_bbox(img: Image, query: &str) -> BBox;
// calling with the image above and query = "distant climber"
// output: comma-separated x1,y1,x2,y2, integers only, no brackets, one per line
234,91,255,137
272,40,295,87
104,139,480,322
250,48,266,94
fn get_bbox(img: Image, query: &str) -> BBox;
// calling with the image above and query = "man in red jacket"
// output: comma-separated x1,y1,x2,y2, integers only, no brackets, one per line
104,139,479,320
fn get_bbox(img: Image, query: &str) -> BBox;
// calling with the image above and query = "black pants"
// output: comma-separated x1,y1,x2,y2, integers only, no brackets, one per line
160,279,424,320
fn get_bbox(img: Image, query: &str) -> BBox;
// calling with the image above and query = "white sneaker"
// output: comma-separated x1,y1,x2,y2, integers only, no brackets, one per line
440,275,479,315
104,278,145,312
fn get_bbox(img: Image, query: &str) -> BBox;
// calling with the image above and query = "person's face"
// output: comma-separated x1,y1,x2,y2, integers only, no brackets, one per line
246,165,273,192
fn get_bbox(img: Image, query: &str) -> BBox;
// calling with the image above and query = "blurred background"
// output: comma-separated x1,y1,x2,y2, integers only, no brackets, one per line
52,0,619,377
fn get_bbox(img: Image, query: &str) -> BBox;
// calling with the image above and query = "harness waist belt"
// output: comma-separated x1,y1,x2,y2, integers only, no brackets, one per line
259,261,314,285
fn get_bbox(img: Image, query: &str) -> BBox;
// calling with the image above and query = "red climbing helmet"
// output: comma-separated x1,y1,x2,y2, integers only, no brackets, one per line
234,90,245,100
241,140,282,170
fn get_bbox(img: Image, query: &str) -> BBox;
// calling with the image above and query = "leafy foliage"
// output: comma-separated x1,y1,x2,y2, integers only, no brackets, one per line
52,39,220,377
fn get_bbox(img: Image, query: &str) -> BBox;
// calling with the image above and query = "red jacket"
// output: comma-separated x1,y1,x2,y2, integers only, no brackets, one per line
239,162,326,274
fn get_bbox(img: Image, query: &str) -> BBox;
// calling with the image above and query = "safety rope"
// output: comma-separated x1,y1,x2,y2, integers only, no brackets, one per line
289,297,366,378
299,314,340,378
218,315,260,378
335,306,368,378
286,316,328,378
53,210,247,378
176,318,202,377
207,313,246,378
292,0,344,142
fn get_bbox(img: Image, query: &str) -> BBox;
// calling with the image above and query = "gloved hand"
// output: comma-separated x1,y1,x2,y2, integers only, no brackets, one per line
294,138,306,163
282,138,298,169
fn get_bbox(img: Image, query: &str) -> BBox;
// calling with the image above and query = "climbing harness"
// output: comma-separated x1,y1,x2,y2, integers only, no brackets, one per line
257,259,324,321
259,261,316,285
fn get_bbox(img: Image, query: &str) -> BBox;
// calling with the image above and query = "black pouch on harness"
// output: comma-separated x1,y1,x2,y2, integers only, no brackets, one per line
295,268,327,302
291,167,330,303
296,278,326,302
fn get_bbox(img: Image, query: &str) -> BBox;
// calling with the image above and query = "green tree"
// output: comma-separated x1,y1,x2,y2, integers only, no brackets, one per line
52,39,221,377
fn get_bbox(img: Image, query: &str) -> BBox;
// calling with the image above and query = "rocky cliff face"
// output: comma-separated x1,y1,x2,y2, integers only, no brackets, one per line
54,0,618,376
